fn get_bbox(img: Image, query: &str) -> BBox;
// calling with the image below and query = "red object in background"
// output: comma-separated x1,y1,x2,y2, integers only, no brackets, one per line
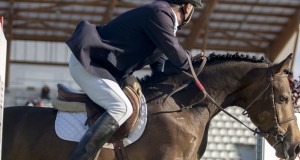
0,16,3,28
289,75,300,105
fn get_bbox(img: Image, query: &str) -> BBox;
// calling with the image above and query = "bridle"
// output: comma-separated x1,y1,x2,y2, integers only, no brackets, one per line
239,67,297,159
241,66,297,148
161,54,297,152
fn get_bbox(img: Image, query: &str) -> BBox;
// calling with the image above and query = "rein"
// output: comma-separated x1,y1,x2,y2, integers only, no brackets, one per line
159,54,260,133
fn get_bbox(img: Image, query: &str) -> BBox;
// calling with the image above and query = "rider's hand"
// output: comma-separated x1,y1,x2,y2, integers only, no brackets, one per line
164,51,193,74
163,60,182,75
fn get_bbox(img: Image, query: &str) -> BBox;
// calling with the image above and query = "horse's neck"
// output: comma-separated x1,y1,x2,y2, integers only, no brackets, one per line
143,60,268,117
182,61,268,116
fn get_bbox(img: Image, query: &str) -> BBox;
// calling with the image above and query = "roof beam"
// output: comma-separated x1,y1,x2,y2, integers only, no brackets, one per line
0,0,139,8
184,0,218,50
214,9,292,17
13,25,73,34
10,60,68,67
208,27,279,34
207,35,269,42
178,33,269,44
0,0,108,7
218,0,300,9
13,34,68,42
194,44,264,53
12,8,105,16
210,18,285,26
13,15,80,25
266,10,300,62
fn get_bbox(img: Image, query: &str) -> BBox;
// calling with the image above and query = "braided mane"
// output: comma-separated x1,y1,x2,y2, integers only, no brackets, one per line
140,53,267,89
192,52,266,65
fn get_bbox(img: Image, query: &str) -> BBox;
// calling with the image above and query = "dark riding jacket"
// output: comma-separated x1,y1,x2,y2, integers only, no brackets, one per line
66,0,189,81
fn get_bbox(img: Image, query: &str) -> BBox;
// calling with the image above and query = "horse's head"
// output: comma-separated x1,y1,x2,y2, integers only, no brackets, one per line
244,54,300,159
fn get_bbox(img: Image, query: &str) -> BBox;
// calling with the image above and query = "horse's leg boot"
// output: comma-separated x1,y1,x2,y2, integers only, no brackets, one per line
69,112,119,160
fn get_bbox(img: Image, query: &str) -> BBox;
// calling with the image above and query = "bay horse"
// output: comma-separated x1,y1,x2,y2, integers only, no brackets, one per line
3,53,300,160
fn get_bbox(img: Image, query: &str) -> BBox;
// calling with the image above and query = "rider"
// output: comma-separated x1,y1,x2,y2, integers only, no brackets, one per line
67,0,202,159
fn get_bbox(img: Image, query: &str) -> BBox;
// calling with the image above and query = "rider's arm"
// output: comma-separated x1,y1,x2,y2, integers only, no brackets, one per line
150,54,168,74
143,8,189,71
150,50,191,75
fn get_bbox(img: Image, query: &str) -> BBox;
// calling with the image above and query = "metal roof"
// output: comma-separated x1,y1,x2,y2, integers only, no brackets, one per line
0,0,300,61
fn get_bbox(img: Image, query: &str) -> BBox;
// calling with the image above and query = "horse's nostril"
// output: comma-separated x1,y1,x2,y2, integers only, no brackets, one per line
295,144,300,155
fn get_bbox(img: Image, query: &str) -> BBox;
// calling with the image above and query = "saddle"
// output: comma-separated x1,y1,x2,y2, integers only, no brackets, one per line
55,76,143,143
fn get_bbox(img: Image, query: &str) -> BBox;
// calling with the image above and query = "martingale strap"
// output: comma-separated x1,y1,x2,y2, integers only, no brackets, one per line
114,141,129,160
162,53,207,109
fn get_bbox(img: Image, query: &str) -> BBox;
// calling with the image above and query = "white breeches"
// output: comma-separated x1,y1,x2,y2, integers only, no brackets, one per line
69,54,133,126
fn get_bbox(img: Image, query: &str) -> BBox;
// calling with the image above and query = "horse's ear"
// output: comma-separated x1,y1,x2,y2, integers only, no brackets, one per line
272,53,293,74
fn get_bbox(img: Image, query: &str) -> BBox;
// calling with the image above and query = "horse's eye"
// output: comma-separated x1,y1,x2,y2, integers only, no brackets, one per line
279,96,289,103
283,69,292,75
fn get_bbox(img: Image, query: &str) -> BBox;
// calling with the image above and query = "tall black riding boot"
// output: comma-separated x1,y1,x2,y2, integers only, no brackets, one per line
69,112,119,160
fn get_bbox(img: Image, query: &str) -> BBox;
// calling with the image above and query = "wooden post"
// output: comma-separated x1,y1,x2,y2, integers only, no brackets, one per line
5,1,14,88
266,9,300,62
291,25,299,72
183,0,218,51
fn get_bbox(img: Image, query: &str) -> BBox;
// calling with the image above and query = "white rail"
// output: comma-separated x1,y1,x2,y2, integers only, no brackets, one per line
0,16,7,160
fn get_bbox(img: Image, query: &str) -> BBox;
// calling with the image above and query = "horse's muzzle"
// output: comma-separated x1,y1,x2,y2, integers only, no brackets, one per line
294,144,300,154
274,143,300,160
287,144,300,160
290,144,300,159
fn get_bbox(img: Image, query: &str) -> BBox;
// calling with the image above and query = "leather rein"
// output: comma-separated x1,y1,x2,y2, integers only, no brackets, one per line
163,54,296,146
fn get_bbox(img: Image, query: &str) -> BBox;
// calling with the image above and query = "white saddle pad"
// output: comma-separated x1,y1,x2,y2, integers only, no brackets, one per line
55,95,147,149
